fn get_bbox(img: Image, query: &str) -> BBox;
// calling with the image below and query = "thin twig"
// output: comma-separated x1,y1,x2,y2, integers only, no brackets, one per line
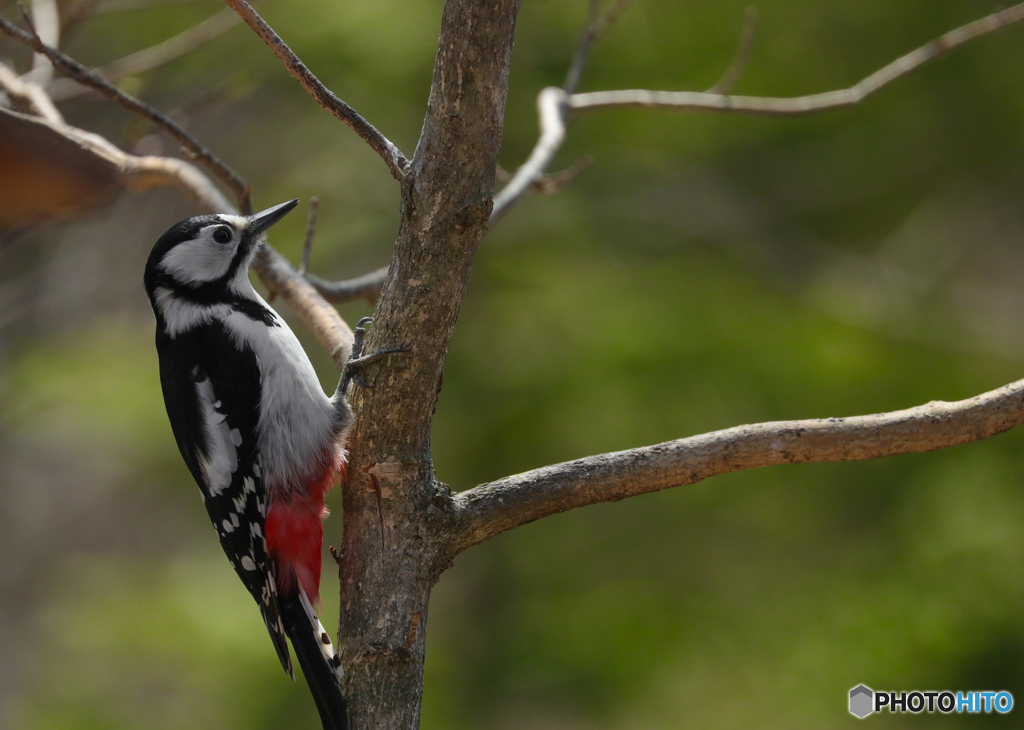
48,5,247,101
0,10,250,212
0,61,63,122
24,0,59,84
493,2,1024,227
254,248,355,368
495,155,594,194
447,377,1024,556
1,104,233,212
490,87,567,222
706,6,756,94
494,0,633,223
299,195,318,276
306,265,388,305
528,155,594,194
2,101,355,366
572,2,1024,115
562,0,601,97
223,0,409,181
564,0,634,94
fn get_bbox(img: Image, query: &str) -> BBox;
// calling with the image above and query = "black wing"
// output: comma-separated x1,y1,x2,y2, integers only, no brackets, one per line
156,320,293,677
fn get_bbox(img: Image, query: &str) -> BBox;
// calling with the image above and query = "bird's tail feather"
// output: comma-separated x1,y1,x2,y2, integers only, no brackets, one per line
263,606,294,680
281,589,348,730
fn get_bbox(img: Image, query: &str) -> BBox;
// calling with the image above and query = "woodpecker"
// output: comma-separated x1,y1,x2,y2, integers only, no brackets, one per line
144,200,351,730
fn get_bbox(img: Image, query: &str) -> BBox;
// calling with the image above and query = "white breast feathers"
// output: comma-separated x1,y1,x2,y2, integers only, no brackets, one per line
222,296,340,494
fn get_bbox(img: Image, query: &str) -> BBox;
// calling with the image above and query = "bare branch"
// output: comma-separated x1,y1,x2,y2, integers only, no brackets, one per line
48,5,246,101
706,6,756,95
0,11,250,211
298,195,318,276
3,9,355,365
533,156,593,193
1,104,232,212
571,3,1024,115
253,249,355,369
490,87,567,222
493,0,632,222
0,61,63,122
564,0,634,95
447,378,1024,555
1,102,355,366
290,199,388,306
492,1,1023,226
305,265,388,305
24,0,59,84
495,155,593,194
292,198,388,306
222,0,409,181
562,0,601,97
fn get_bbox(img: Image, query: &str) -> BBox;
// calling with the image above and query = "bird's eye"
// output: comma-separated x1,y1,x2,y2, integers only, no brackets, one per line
212,228,233,244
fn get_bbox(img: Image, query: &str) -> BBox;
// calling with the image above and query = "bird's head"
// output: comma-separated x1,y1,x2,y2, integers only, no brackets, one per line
144,199,298,300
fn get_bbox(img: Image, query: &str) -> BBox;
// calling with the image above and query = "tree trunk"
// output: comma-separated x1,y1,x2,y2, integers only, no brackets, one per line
334,1,521,727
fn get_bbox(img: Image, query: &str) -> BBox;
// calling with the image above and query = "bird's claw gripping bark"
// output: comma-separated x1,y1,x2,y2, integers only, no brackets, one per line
340,317,410,394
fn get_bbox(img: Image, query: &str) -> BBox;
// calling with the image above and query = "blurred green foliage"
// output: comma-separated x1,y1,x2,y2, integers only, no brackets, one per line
4,0,1024,727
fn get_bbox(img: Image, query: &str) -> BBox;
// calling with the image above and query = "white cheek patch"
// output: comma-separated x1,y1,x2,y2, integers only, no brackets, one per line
160,224,240,284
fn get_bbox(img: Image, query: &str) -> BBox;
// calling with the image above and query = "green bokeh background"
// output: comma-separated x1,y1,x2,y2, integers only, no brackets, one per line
3,0,1024,727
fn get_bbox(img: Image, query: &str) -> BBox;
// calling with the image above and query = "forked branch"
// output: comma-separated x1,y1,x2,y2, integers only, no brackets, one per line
447,378,1024,556
0,80,357,367
493,0,626,221
571,3,1024,113
0,104,233,211
222,0,410,180
493,1,1024,224
306,265,388,305
0,11,250,210
563,0,633,96
25,0,59,84
0,61,63,122
490,87,566,222
253,249,355,368
706,6,757,95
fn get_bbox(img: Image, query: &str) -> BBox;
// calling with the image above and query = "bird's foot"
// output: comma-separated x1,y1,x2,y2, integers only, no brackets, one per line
340,317,410,393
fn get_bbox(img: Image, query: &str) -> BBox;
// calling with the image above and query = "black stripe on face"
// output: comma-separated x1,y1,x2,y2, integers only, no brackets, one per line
224,229,260,284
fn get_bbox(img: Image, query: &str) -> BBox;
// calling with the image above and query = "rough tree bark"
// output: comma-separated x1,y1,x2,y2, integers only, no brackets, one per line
336,2,521,728
3,1,1024,728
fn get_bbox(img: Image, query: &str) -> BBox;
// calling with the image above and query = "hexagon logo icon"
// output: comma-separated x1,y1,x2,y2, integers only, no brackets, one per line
849,685,873,718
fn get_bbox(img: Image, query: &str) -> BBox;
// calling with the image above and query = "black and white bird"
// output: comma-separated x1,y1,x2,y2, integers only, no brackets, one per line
144,200,351,730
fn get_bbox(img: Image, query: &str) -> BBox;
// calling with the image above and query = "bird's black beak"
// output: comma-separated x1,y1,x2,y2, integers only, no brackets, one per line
245,199,299,241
